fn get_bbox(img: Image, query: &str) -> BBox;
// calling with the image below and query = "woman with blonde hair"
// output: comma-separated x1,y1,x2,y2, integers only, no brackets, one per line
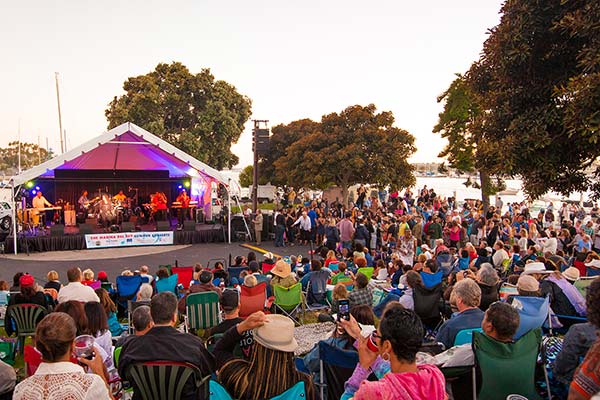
44,270,62,292
82,269,95,286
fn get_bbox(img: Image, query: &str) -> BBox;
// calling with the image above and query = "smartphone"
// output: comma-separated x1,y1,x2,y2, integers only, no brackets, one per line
338,299,350,321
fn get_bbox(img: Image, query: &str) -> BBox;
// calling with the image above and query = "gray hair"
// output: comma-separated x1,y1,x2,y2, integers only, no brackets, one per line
451,278,482,308
478,264,499,287
132,305,153,332
138,283,153,301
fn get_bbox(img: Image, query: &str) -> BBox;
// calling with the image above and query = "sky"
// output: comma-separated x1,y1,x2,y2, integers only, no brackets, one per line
0,0,504,169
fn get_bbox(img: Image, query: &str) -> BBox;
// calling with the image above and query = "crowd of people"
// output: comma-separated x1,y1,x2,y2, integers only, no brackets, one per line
1,184,600,399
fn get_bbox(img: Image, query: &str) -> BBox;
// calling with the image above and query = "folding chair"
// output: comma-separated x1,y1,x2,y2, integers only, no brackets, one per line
5,304,48,353
101,282,114,292
305,271,330,310
436,251,454,277
208,380,306,400
185,292,220,332
356,267,374,280
413,283,443,338
574,276,595,298
171,267,194,290
472,328,549,400
454,328,483,346
262,262,275,274
327,262,339,272
125,360,210,400
227,266,248,286
420,270,443,289
273,283,304,325
155,274,179,295
510,296,550,340
239,282,272,318
207,258,227,270
88,281,101,290
317,341,359,400
116,275,143,310
0,292,8,328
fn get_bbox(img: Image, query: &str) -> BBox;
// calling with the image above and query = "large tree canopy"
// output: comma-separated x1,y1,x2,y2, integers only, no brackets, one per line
470,0,600,198
1,142,53,176
272,104,416,205
106,62,252,170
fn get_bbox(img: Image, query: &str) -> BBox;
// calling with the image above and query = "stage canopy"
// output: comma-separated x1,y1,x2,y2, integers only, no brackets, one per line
11,122,229,186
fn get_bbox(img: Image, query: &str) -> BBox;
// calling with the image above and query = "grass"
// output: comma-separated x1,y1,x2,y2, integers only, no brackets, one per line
230,203,276,213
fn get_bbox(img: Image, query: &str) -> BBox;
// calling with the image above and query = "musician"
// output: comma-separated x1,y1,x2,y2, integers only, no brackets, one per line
151,191,168,221
176,189,191,226
113,190,127,203
32,191,53,227
78,190,90,212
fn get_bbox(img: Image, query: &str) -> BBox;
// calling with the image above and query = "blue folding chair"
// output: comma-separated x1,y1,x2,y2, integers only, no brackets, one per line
155,274,179,295
420,270,443,289
318,341,359,400
115,275,143,310
226,267,247,286
511,295,550,340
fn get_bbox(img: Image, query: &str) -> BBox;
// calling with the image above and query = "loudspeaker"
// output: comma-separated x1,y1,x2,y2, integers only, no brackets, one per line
85,218,97,225
156,221,171,231
50,224,64,237
121,221,135,232
79,223,94,234
129,215,138,224
183,220,196,231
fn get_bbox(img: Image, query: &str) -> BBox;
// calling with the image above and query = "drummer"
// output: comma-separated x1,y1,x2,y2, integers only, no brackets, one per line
113,190,127,203
32,191,53,227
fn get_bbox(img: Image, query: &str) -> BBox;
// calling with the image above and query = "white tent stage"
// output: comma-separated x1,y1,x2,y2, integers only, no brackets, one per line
8,122,237,254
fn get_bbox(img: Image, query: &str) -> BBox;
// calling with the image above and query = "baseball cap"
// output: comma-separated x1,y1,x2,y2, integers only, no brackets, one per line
220,289,239,311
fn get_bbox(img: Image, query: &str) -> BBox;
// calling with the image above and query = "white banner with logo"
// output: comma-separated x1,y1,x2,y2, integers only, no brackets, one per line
84,231,174,249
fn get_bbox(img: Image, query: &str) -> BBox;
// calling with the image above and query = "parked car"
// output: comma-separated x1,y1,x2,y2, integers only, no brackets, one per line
0,202,11,232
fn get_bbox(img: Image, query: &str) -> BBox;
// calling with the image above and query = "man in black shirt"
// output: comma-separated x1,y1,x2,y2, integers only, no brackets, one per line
207,290,243,337
119,292,215,400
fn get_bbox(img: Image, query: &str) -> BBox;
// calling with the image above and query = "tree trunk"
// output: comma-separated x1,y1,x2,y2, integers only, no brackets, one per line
479,170,491,214
341,184,349,209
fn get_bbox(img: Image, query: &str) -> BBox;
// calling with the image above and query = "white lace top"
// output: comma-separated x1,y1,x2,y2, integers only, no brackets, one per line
13,361,110,400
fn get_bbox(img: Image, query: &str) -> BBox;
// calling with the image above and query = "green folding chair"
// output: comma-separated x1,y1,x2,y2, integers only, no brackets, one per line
185,292,220,332
101,282,113,292
273,283,304,325
575,277,595,298
472,328,548,400
6,304,47,353
126,360,210,400
356,267,374,280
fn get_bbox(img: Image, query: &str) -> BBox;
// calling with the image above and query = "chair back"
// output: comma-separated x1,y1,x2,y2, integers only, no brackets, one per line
273,283,303,310
0,291,8,305
186,292,220,330
126,360,209,400
511,295,549,340
356,267,374,280
114,346,122,369
227,266,248,283
499,283,519,301
473,329,542,400
101,282,113,292
412,283,442,326
239,282,267,318
575,277,595,298
6,304,47,337
209,379,234,400
116,275,144,308
318,341,358,399
453,327,483,346
420,270,443,289
262,262,275,274
435,252,454,276
156,274,179,294
271,381,306,400
171,267,194,290
328,262,339,272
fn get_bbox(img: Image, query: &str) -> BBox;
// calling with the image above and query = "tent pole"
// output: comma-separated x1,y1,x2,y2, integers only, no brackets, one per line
227,179,232,244
11,179,17,255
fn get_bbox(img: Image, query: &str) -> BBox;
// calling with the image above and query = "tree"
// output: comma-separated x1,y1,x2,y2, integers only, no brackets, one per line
106,62,252,170
470,0,600,199
273,104,416,206
0,142,53,175
433,73,504,211
238,165,253,188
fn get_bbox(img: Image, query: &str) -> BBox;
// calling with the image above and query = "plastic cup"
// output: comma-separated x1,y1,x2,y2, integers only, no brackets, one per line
73,335,95,359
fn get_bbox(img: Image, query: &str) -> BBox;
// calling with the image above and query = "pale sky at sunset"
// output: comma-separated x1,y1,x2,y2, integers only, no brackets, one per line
0,0,503,168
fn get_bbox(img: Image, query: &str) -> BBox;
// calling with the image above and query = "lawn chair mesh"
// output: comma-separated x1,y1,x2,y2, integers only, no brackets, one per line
473,328,544,400
186,292,220,331
273,283,303,324
318,341,359,400
126,361,208,400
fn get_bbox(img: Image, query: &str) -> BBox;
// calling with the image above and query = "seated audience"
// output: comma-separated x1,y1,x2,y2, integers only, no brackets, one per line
58,267,100,303
8,274,47,307
436,278,484,349
218,312,315,399
270,260,297,289
84,302,114,368
476,264,500,311
541,265,586,319
207,290,243,337
44,270,62,292
139,265,154,283
331,262,355,285
13,313,111,399
95,288,123,337
243,275,258,288
119,292,215,400
136,283,153,301
115,305,154,348
81,269,95,286
0,358,15,398
10,273,23,292
348,273,373,308
482,301,520,342
178,270,223,313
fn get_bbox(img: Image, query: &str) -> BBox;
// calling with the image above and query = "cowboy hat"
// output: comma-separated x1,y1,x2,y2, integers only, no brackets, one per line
271,260,292,279
253,314,298,353
562,267,580,282
585,259,600,269
522,262,552,275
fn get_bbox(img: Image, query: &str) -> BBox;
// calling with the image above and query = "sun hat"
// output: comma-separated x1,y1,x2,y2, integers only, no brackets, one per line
19,274,35,287
253,314,298,353
271,260,292,279
522,262,552,275
585,259,600,269
517,275,540,292
199,270,213,284
563,267,581,282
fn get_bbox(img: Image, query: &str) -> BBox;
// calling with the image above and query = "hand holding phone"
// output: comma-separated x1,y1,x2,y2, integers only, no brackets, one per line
338,299,350,321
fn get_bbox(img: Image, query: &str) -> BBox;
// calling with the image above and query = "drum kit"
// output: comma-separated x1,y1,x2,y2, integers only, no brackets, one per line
86,192,134,226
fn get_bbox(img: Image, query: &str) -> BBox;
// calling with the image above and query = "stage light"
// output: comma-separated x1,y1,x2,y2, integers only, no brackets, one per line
35,186,40,190
26,181,34,188
178,185,183,189
32,190,37,195
184,180,191,188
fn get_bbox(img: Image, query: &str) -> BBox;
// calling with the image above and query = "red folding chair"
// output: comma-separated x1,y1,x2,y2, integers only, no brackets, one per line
239,282,273,318
262,262,275,274
171,266,194,290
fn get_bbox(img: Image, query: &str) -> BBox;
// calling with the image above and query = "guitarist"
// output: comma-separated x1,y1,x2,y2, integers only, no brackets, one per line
78,190,90,212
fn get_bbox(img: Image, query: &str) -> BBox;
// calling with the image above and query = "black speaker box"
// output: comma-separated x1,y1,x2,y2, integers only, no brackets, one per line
156,221,171,231
121,221,135,232
50,224,64,237
79,223,94,234
183,220,196,231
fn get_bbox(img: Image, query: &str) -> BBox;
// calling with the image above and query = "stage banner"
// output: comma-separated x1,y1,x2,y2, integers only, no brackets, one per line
84,231,174,249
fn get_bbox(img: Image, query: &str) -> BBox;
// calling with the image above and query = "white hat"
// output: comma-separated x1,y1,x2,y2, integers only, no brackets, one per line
585,259,600,269
563,267,581,282
522,262,552,275
253,314,298,353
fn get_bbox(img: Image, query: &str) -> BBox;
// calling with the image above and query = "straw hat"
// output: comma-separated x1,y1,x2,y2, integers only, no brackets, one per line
522,262,552,276
563,267,580,282
517,275,540,292
585,259,600,269
271,260,292,279
253,314,298,352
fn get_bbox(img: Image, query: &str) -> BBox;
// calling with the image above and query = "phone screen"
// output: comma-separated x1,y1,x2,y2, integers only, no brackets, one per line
338,300,350,321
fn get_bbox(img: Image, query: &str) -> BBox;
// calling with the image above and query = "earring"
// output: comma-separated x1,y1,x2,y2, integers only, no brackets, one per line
382,352,390,362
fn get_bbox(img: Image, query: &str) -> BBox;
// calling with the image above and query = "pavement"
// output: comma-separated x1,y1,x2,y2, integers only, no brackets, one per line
0,241,312,285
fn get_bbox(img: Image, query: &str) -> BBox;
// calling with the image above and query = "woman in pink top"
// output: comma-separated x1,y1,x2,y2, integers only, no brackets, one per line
340,305,446,400
448,221,461,248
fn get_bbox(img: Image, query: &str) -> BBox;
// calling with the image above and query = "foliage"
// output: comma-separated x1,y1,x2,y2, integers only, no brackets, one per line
105,62,252,170
470,0,600,199
238,165,268,188
272,104,416,205
0,142,53,175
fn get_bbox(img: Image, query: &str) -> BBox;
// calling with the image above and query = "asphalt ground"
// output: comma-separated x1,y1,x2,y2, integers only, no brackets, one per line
0,241,312,286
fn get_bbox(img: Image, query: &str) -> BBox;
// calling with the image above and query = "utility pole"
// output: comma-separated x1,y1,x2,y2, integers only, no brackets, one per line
251,120,269,215
17,119,21,174
55,72,64,154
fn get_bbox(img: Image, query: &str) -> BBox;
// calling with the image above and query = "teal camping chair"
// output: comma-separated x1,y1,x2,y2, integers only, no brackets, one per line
185,292,220,332
453,328,483,346
156,274,179,295
209,380,306,400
